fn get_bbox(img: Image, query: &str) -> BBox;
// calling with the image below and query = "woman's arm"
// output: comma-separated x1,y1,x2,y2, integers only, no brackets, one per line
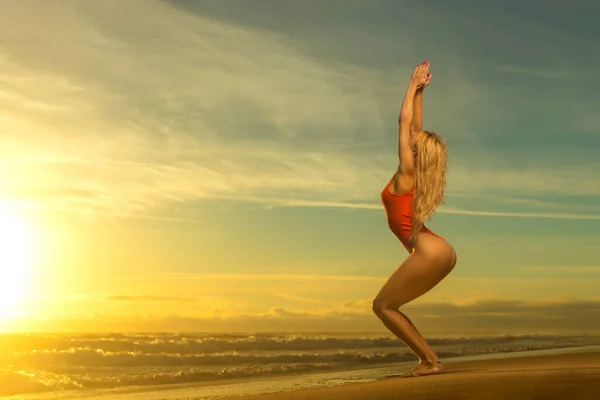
397,63,429,174
411,89,423,133
398,84,419,174
412,71,431,132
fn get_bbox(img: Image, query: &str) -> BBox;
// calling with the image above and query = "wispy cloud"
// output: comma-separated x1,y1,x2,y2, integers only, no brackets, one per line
227,195,600,221
523,265,600,274
496,65,569,79
1,0,597,223
439,207,600,220
165,273,384,283
8,297,600,334
89,273,600,309
272,292,325,305
104,295,196,303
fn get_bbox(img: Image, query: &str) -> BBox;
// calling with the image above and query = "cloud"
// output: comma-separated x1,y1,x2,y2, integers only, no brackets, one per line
164,273,383,283
438,207,600,221
272,292,326,305
34,272,597,327
0,0,396,218
104,295,197,303
448,160,600,196
523,265,600,274
91,272,600,301
244,195,600,221
495,65,570,79
7,297,600,334
0,0,598,225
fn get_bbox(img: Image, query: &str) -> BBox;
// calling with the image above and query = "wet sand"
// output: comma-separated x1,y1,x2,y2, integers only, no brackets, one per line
231,351,600,400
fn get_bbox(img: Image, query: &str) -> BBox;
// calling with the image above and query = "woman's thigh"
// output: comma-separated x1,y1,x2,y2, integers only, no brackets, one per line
374,245,455,309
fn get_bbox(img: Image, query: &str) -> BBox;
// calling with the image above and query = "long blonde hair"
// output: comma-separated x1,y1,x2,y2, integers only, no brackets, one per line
409,130,447,239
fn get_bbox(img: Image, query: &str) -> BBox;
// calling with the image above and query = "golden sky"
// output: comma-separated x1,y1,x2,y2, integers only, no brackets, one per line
1,0,599,334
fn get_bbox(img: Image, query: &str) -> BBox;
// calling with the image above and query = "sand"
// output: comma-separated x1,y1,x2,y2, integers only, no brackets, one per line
232,351,600,400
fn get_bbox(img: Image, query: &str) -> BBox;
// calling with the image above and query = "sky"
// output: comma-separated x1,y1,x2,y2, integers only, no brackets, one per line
0,0,599,335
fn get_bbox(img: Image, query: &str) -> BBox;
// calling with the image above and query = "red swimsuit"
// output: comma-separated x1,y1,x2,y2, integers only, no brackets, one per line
381,175,444,254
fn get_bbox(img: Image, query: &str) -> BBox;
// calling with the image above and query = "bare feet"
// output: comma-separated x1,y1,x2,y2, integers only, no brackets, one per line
403,360,444,378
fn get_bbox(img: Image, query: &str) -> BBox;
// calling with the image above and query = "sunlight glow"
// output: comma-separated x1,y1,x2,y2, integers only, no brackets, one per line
0,203,34,315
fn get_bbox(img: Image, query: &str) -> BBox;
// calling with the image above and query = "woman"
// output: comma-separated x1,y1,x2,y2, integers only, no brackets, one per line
373,61,457,378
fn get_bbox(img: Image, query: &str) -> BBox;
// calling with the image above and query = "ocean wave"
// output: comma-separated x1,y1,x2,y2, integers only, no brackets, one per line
6,347,417,368
0,332,592,356
0,343,586,396
0,332,597,398
0,357,399,396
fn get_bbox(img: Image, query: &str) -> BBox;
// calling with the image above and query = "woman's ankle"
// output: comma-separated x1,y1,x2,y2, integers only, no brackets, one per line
422,357,439,366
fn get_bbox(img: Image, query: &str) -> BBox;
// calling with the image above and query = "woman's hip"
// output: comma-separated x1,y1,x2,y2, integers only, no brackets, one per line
412,231,455,263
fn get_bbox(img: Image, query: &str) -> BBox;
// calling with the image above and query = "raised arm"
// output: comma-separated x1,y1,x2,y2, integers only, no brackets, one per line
412,71,431,133
411,89,423,133
398,84,418,174
397,62,429,174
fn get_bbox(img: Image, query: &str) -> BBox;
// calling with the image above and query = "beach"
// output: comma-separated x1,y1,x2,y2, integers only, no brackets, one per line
1,334,599,400
232,350,600,400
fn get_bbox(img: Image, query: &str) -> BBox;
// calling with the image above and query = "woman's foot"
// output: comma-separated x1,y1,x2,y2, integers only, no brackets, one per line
403,359,443,378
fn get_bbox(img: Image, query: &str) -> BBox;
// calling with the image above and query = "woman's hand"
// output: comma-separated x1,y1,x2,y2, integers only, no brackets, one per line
422,72,432,89
410,62,430,90
399,61,431,122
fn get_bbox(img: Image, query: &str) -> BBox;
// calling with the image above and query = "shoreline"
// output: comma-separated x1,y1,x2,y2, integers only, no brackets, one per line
6,345,597,400
232,349,600,400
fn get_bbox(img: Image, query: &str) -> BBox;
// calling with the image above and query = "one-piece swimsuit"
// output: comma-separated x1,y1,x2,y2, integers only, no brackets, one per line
381,175,444,254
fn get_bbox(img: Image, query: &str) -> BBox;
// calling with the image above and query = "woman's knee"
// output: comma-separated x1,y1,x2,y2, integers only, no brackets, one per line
372,297,384,316
372,297,397,316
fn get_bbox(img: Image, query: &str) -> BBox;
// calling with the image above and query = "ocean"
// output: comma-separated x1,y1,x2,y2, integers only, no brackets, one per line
1,332,599,400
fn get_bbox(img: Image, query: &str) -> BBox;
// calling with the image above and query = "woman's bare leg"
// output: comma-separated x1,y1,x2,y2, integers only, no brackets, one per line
372,244,456,377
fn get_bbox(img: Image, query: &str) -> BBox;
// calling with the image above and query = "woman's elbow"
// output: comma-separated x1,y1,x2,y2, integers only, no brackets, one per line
398,113,413,124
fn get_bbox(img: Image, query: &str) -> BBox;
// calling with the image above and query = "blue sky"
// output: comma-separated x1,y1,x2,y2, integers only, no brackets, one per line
0,0,599,334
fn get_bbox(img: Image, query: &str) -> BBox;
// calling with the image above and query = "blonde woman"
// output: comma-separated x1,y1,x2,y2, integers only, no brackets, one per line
374,61,457,378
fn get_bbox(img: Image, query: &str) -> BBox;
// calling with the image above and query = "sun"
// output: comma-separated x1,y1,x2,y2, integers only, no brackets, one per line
0,203,34,314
